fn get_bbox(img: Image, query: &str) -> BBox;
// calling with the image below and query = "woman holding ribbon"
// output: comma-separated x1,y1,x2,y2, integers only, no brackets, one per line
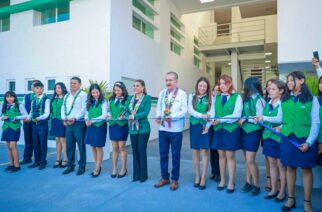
84,83,107,177
126,79,151,183
280,71,320,212
107,81,129,178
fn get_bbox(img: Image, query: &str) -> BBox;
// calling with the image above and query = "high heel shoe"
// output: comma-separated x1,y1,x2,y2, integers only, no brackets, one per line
117,169,127,178
53,160,62,168
303,199,312,212
265,192,279,199
193,177,201,188
281,197,296,212
60,161,68,168
111,169,118,178
92,167,101,178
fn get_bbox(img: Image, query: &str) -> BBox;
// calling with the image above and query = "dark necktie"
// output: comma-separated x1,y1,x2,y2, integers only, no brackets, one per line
269,104,274,112
293,96,299,103
221,95,227,105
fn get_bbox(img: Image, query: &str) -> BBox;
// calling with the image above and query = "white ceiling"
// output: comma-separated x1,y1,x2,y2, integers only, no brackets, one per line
171,0,276,14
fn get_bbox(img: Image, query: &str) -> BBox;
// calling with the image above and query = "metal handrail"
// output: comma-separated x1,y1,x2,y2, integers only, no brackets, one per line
198,19,265,46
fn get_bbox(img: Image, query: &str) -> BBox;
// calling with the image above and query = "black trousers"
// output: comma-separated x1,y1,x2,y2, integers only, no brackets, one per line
23,123,33,161
209,126,220,176
130,133,150,181
66,122,86,168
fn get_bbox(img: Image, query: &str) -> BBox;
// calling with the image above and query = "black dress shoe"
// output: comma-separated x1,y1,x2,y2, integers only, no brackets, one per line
132,178,139,182
217,185,226,191
39,164,46,170
76,168,85,176
199,184,206,190
281,197,296,212
4,165,14,172
11,166,21,172
117,169,127,178
250,186,260,196
53,160,62,168
28,163,40,168
227,188,235,193
265,192,279,199
193,177,201,188
111,173,118,178
20,159,32,165
241,182,253,193
62,167,75,175
92,167,101,178
275,196,286,202
140,178,147,183
60,161,68,168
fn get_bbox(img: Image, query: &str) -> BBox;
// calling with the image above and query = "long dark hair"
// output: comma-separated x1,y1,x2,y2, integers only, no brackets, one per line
2,91,19,114
244,77,264,99
134,79,147,95
264,79,274,101
318,76,322,98
86,83,104,110
51,82,68,102
192,77,212,111
109,81,128,104
282,71,313,103
243,77,264,115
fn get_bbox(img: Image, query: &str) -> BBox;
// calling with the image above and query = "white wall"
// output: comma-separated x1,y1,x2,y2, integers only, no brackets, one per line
0,0,111,94
109,0,213,140
278,0,322,64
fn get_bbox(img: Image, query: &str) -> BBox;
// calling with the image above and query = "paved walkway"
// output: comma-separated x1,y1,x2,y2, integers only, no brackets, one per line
0,131,321,212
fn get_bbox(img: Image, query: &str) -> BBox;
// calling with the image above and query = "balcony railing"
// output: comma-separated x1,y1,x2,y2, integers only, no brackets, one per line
198,19,265,47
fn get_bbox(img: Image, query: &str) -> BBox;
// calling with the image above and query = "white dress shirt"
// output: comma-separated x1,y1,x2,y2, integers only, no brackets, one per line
61,89,87,121
156,88,188,132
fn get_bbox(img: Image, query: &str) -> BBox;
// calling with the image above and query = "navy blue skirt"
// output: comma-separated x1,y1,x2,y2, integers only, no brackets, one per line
85,123,107,147
50,118,66,137
212,128,241,151
280,133,318,168
263,138,281,159
189,123,209,149
109,124,129,141
1,128,20,142
241,129,262,152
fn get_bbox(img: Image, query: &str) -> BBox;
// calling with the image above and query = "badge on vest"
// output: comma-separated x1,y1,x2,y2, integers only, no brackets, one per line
301,105,306,109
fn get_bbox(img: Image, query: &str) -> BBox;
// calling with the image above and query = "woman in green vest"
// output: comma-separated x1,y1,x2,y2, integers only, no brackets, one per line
50,82,68,168
188,77,212,190
1,91,28,172
318,76,322,164
108,81,129,178
280,71,320,212
84,84,108,177
238,77,265,196
255,80,287,202
211,75,243,193
126,79,151,183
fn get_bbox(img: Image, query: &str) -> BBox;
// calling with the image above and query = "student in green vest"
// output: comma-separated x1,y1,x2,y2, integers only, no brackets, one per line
210,75,243,193
84,84,107,178
238,77,265,196
1,91,28,172
318,76,322,164
107,81,129,178
188,77,212,190
279,71,320,212
264,79,274,192
318,76,322,212
126,79,151,183
255,80,287,202
51,82,68,168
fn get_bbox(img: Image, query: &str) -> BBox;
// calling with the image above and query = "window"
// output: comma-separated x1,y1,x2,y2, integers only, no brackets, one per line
0,0,10,32
7,80,15,92
193,37,201,68
170,13,184,56
47,79,56,91
27,80,33,92
35,1,70,25
132,0,158,40
170,42,181,56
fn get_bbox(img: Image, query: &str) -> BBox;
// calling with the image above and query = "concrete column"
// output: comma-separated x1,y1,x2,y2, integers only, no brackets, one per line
231,50,242,91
